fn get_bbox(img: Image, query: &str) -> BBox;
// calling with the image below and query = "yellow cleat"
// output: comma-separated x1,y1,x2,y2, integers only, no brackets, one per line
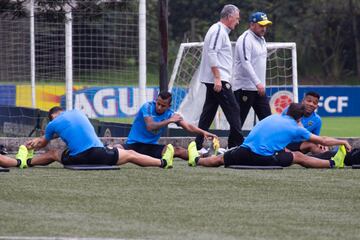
162,144,174,169
212,138,220,156
332,145,347,168
188,141,199,167
16,145,28,169
207,138,220,156
27,149,34,160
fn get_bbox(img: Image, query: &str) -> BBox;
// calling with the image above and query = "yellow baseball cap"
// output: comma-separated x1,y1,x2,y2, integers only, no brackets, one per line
249,12,272,26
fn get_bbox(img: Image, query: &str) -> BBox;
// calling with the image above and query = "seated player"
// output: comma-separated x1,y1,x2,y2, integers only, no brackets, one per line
124,91,218,160
8,106,175,169
186,103,352,169
283,91,326,154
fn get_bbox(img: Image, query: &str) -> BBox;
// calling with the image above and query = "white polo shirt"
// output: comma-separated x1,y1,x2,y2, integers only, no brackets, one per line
232,29,267,91
198,22,233,84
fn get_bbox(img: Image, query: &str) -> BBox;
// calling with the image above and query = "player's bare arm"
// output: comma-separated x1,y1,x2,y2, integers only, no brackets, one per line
310,134,352,152
178,120,217,140
26,136,49,150
144,113,183,131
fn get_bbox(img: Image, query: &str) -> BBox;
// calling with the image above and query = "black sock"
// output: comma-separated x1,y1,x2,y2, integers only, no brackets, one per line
27,159,33,167
329,160,335,168
195,157,200,164
160,159,167,168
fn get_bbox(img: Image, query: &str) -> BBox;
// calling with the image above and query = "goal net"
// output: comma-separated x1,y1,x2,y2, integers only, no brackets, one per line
169,42,298,131
0,1,159,137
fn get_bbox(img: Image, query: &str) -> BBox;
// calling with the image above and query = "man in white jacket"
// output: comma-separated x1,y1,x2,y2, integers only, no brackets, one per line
233,11,273,128
195,4,244,150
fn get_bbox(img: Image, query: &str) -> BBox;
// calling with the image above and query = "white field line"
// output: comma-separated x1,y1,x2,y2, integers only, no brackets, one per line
0,237,133,240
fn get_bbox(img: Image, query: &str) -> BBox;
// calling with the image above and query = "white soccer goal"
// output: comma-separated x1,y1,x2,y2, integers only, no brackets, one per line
169,42,298,130
0,0,157,137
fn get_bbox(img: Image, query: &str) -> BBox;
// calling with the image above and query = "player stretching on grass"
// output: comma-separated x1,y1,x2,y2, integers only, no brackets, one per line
11,106,175,169
187,103,352,169
283,91,326,154
124,91,218,160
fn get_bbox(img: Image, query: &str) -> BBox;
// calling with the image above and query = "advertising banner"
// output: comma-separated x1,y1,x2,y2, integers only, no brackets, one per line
267,86,358,117
0,85,359,118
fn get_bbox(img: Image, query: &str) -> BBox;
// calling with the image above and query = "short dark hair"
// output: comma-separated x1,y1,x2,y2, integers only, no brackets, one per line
158,91,172,103
48,106,64,121
305,91,320,100
286,103,305,121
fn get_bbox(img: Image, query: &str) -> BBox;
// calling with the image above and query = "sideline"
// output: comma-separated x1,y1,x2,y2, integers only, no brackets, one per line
0,237,133,240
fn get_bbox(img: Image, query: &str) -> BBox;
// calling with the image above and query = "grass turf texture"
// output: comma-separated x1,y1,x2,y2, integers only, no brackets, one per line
96,117,360,137
1,160,360,240
321,117,360,137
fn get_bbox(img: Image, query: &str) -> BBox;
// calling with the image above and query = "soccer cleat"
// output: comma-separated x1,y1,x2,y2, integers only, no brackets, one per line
16,145,28,169
27,149,34,160
331,145,347,168
188,141,199,167
207,138,220,156
162,144,174,169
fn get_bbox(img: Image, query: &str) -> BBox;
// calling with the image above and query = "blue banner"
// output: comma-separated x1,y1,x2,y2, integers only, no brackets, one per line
267,86,360,117
60,86,187,118
0,85,16,106
0,84,358,118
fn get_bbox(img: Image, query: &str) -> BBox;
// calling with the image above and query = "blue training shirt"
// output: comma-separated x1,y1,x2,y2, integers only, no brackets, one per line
242,114,312,156
126,101,174,144
45,110,103,156
283,107,322,135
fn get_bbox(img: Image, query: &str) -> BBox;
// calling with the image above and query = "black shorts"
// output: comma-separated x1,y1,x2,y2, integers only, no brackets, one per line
124,142,165,159
223,146,293,167
286,142,302,151
61,147,119,165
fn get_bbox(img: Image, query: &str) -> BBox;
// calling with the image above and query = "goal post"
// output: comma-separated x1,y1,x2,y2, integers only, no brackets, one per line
0,1,153,137
266,42,298,103
169,41,298,130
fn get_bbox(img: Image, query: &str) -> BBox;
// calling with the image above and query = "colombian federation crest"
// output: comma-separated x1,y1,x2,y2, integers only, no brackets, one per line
269,90,294,114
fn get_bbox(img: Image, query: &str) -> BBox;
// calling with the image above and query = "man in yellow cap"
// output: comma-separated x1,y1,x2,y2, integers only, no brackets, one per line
232,11,273,128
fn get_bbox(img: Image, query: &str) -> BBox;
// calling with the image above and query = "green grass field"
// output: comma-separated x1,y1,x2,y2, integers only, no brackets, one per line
321,117,360,137
1,160,360,240
96,117,360,137
0,117,359,239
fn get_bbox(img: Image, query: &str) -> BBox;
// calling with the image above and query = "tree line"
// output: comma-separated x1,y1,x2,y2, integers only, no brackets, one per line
168,0,360,84
1,0,359,85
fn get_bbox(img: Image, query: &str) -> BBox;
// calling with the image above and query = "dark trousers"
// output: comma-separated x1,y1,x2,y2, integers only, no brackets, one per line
234,89,271,128
195,82,244,149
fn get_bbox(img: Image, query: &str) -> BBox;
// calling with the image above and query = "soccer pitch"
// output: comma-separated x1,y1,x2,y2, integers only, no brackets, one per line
1,160,360,240
321,117,360,137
